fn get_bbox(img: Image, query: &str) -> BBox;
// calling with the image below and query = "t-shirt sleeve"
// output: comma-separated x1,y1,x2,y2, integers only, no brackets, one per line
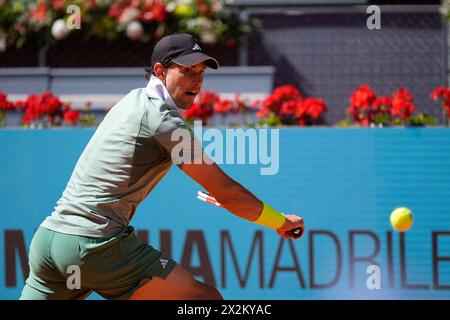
152,110,204,165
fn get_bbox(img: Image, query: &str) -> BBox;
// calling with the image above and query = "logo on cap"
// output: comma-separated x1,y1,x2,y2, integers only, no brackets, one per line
160,258,168,269
192,43,202,51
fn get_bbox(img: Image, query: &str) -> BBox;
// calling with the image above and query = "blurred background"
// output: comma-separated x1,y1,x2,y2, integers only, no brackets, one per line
0,0,449,300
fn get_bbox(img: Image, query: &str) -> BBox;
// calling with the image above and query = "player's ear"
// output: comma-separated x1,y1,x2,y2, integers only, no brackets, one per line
153,63,166,81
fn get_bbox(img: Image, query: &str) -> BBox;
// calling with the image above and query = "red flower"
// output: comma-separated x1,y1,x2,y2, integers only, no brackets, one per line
293,98,327,125
50,0,65,11
42,92,63,115
140,0,168,22
151,0,168,22
184,92,220,122
14,101,27,110
250,99,261,110
359,117,370,127
391,87,415,120
262,85,302,114
372,96,392,110
197,1,210,16
108,6,121,19
369,96,392,122
301,97,327,119
22,110,39,125
213,99,233,115
256,106,270,118
348,85,377,125
280,100,299,117
430,86,450,118
22,100,41,125
231,94,248,115
183,103,202,120
63,108,80,125
430,87,449,101
0,92,14,110
108,1,134,20
350,85,377,108
16,92,66,125
256,85,327,125
30,2,48,23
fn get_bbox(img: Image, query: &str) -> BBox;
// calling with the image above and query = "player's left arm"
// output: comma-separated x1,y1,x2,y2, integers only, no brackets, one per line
178,160,262,220
178,159,305,239
153,111,305,238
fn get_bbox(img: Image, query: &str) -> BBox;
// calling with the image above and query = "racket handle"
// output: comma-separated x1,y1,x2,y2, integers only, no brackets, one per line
287,227,303,239
197,195,223,207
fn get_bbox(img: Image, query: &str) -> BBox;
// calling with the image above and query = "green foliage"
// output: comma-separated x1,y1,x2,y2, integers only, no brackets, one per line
78,113,98,127
407,113,438,127
257,113,281,127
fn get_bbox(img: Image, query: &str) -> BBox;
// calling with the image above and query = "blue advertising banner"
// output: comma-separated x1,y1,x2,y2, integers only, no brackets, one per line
0,128,449,300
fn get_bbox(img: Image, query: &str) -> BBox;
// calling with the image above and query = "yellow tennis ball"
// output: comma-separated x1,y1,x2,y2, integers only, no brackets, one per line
390,207,414,232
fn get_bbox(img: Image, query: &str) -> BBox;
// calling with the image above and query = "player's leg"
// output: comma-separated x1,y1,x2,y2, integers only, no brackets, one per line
20,227,91,300
128,264,223,300
85,226,222,300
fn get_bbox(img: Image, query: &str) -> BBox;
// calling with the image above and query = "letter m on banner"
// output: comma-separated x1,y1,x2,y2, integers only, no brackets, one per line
5,230,29,287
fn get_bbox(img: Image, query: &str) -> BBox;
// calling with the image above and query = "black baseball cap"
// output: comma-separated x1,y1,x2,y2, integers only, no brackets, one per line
151,33,219,70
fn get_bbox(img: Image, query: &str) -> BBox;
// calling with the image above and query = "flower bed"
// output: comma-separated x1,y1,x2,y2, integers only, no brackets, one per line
253,85,327,127
0,91,96,128
0,1,256,52
338,85,446,127
1,84,449,128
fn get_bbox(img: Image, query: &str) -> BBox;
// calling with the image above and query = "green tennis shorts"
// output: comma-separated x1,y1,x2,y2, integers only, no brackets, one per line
20,226,177,300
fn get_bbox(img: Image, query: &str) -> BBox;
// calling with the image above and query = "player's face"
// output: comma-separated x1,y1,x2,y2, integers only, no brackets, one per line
164,62,206,110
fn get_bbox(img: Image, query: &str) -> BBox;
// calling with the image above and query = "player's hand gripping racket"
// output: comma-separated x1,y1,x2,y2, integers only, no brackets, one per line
197,191,303,239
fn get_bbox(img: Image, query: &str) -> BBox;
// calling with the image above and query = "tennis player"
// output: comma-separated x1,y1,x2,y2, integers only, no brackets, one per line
20,33,305,300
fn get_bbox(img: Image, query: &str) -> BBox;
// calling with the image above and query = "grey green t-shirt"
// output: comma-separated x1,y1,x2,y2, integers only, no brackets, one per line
41,88,195,237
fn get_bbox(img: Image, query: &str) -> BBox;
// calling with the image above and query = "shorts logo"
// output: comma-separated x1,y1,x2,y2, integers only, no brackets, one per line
160,258,168,269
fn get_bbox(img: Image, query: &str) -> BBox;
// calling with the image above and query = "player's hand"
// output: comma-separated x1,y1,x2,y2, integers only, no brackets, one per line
276,214,305,239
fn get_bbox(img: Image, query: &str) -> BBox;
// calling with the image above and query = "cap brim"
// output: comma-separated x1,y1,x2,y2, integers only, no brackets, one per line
172,52,219,70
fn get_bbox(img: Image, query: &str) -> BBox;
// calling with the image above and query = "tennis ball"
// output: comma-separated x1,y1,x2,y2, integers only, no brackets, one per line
390,207,414,232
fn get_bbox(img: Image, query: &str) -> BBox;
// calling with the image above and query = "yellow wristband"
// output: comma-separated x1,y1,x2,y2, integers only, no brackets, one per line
253,202,286,229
